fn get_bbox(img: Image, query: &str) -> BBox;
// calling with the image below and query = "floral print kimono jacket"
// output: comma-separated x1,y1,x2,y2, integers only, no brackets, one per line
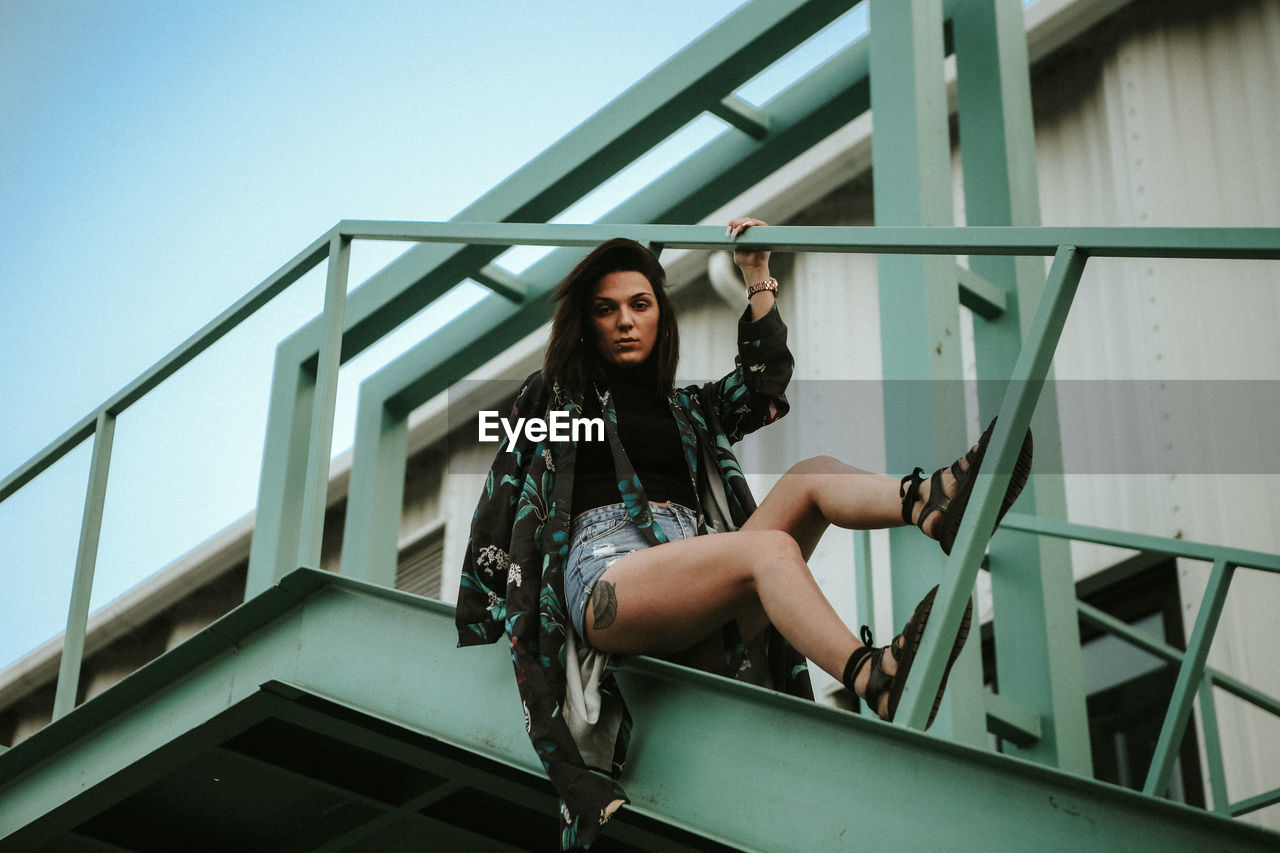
455,306,813,849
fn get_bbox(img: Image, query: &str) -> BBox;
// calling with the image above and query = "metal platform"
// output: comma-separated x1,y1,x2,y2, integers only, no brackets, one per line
2,570,1275,852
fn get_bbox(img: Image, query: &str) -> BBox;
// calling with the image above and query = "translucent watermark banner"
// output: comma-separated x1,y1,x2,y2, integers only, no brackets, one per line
444,379,1279,475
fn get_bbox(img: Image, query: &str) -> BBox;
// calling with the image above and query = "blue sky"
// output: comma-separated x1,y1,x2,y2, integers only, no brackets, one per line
0,1,870,666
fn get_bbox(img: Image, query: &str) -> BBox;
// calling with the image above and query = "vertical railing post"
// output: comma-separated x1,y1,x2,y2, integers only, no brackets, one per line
896,244,1087,732
51,410,116,720
338,389,408,587
953,0,1091,773
246,228,347,595
245,339,318,596
853,529,875,637
297,232,351,570
1197,673,1230,813
1145,557,1236,797
870,0,985,745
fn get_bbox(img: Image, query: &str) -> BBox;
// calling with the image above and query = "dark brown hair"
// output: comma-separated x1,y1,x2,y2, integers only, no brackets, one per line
544,238,679,399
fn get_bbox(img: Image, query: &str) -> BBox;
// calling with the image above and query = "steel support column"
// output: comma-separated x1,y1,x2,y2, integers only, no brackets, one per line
952,0,1091,772
870,0,984,744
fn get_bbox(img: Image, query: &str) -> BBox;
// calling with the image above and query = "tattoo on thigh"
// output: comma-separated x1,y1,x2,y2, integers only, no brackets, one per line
591,580,618,630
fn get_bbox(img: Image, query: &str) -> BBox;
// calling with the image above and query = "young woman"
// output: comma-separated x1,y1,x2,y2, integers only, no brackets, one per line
456,218,1032,849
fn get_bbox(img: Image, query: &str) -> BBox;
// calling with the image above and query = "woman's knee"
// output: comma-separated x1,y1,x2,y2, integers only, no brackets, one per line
786,454,844,477
738,529,805,577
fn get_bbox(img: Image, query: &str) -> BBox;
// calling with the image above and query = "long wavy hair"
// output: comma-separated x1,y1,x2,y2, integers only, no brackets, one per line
544,238,679,400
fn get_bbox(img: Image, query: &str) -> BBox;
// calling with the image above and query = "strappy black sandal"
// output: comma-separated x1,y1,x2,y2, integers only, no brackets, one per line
899,417,1033,556
842,585,973,729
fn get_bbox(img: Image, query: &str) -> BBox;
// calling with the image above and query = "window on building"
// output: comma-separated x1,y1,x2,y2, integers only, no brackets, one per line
396,526,445,599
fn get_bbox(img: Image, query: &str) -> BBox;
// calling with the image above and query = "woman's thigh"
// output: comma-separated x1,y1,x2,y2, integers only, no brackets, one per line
584,528,795,655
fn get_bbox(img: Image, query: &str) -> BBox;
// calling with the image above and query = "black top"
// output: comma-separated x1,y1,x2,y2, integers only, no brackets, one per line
571,358,698,516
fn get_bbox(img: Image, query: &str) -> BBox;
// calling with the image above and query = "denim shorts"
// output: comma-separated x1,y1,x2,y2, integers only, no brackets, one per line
564,501,700,639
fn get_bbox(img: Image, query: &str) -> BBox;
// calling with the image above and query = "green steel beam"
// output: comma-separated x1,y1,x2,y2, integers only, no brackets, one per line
337,391,409,588
955,263,1008,318
249,0,862,594
247,342,320,590
335,28,872,589
896,245,1088,731
1145,558,1236,798
870,0,985,746
340,241,581,585
51,412,116,722
472,264,529,303
5,569,1278,852
640,31,870,225
984,688,1042,747
302,0,851,365
953,0,1089,775
709,94,771,139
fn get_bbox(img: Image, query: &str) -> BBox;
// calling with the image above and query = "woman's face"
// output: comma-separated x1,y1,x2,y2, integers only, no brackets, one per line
590,270,659,367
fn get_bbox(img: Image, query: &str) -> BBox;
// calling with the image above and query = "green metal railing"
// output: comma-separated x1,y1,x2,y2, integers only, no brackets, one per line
3,221,1278,821
998,513,1280,816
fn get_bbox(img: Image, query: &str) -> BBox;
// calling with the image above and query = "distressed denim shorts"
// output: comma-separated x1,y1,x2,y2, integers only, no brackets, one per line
565,501,700,640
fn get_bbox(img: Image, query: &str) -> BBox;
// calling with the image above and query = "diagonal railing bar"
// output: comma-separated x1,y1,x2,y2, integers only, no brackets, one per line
1145,558,1236,798
50,411,116,722
1077,602,1280,718
0,230,335,506
894,244,1088,730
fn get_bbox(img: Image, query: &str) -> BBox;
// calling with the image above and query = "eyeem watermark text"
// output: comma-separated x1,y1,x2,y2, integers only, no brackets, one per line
478,411,604,451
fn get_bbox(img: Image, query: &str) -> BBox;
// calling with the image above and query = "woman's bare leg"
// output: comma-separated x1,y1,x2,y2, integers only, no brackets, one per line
584,528,898,714
584,452,974,713
744,454,968,557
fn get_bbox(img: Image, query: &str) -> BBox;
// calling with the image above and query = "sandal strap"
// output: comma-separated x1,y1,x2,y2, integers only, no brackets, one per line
898,467,925,525
863,649,894,710
845,625,905,716
916,468,951,535
842,643,873,694
953,436,983,481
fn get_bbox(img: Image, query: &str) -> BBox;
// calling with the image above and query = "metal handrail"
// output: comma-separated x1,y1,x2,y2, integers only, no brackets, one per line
3,222,1277,745
1001,512,1280,817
